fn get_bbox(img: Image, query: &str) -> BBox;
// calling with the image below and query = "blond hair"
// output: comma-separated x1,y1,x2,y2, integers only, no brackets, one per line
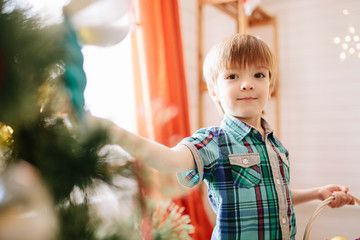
203,34,276,97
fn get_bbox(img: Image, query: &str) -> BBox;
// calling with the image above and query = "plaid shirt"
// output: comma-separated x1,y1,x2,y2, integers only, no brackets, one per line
177,114,296,240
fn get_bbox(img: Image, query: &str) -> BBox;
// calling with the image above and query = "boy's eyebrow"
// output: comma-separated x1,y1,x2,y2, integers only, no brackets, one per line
259,67,270,71
253,64,268,69
225,66,269,71
253,66,270,71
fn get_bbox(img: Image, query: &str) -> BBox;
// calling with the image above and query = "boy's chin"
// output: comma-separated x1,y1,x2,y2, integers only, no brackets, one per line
228,112,262,119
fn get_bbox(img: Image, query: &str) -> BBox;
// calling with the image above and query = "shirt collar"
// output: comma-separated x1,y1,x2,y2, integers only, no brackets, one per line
221,114,274,141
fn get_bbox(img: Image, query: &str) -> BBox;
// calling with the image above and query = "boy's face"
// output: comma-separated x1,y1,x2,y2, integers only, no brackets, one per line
212,64,271,126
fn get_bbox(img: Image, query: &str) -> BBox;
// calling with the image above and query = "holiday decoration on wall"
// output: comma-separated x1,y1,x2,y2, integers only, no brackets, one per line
0,0,194,239
333,9,360,61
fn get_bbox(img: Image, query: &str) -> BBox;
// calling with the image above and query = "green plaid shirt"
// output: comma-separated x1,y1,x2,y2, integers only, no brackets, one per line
177,114,296,240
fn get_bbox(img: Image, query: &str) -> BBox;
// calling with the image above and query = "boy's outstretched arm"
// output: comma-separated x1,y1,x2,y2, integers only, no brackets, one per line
291,185,355,208
104,119,196,173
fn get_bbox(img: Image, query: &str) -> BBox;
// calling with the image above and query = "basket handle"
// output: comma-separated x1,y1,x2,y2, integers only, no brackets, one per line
303,194,360,240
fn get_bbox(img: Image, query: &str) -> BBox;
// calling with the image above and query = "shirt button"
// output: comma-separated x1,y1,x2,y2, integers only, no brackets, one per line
243,159,249,164
276,179,281,185
282,218,287,224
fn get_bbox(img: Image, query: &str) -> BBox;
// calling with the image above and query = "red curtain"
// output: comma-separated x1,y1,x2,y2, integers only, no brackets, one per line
131,0,214,239
132,0,190,146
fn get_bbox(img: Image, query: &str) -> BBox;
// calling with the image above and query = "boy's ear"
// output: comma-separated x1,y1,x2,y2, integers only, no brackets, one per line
209,86,219,103
269,86,276,99
208,86,225,117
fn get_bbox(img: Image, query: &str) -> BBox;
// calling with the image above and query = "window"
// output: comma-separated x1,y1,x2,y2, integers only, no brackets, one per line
13,0,137,133
82,35,137,132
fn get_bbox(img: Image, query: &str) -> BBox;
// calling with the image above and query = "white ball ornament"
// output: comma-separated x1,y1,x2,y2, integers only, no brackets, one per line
64,0,135,47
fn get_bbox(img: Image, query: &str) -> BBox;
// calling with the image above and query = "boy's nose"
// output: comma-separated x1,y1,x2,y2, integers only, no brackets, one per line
240,81,254,90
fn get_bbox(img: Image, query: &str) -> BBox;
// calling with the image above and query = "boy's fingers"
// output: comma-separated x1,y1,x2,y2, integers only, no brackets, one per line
338,185,349,193
329,191,354,208
329,193,343,208
330,184,348,193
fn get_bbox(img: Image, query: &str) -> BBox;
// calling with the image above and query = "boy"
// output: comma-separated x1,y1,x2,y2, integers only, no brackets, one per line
107,34,354,239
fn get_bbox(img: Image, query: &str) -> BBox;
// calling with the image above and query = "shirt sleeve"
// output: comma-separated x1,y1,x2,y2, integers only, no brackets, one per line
176,128,219,188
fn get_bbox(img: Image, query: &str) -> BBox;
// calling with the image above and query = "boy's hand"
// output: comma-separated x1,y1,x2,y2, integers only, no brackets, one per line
318,184,355,208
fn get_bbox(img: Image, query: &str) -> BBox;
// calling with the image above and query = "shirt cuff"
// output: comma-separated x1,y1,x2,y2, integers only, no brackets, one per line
176,141,204,188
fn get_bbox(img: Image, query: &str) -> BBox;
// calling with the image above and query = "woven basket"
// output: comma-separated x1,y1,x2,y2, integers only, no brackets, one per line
303,195,360,240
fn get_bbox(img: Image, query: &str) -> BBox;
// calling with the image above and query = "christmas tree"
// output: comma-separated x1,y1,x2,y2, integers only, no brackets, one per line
0,0,193,239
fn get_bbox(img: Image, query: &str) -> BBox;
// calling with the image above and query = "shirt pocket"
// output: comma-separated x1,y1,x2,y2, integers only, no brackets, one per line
279,153,290,183
229,153,262,188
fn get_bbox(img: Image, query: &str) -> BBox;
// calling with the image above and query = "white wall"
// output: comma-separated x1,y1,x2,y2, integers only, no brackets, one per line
179,0,360,239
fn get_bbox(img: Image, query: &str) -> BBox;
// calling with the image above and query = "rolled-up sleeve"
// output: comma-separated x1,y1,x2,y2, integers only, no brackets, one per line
176,128,219,188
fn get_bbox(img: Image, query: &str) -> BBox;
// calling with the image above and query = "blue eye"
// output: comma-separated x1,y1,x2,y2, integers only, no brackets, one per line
254,73,265,78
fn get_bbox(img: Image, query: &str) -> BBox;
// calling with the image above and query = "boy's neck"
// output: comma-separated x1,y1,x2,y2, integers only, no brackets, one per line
235,116,265,137
236,116,261,129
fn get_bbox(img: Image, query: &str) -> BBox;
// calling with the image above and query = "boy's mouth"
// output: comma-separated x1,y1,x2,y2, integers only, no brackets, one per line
237,97,256,101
